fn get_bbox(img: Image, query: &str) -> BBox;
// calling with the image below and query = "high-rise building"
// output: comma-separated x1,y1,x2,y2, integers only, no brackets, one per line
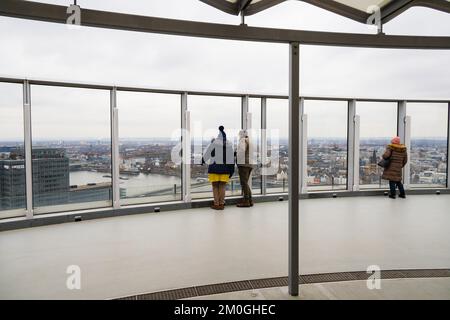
0,148,70,210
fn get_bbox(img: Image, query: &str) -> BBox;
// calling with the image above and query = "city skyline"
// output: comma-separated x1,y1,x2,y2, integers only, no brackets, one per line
0,1,449,139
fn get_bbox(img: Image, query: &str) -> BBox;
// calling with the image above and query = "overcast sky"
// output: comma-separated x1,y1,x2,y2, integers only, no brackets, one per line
0,0,449,140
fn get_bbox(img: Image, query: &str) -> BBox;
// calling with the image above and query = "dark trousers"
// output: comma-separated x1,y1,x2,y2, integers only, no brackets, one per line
389,180,405,196
238,166,253,200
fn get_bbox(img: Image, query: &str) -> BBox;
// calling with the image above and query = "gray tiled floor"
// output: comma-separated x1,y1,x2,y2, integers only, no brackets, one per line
0,195,449,300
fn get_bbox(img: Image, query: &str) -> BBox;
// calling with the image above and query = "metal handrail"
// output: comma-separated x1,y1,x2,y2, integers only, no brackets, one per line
0,76,449,103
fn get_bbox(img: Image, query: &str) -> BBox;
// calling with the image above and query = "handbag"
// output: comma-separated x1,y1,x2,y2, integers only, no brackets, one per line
377,157,391,168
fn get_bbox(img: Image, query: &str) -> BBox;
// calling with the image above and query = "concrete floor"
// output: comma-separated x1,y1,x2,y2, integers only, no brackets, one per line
0,195,449,300
188,278,450,300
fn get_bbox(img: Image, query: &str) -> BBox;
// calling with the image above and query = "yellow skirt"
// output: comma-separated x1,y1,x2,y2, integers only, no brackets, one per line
208,174,230,183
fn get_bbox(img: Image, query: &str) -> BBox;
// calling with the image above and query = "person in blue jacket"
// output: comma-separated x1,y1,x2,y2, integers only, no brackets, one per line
202,126,235,210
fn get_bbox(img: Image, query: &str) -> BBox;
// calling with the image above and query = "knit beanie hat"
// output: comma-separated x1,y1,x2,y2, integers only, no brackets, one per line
391,136,401,144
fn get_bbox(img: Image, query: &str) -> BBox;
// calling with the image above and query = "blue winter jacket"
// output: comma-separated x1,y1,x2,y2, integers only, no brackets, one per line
203,136,235,177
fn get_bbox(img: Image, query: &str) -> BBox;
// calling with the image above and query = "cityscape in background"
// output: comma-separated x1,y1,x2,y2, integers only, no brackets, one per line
1,137,447,212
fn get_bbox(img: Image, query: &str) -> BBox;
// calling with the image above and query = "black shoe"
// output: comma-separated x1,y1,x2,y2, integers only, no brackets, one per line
399,194,406,199
388,195,396,199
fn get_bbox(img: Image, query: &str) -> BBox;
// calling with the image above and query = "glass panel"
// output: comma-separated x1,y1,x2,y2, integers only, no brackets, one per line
304,100,348,191
117,91,181,205
189,95,240,199
248,98,262,195
0,83,26,218
407,103,448,188
31,85,112,214
266,98,288,194
357,102,397,189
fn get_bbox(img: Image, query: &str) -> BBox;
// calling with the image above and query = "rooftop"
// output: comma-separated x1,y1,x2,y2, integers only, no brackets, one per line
1,194,449,299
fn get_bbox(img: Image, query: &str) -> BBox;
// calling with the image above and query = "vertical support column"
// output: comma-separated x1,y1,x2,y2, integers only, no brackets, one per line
23,80,33,219
299,98,307,194
261,97,267,196
111,87,120,209
398,101,410,188
447,102,450,189
347,100,360,191
181,92,192,202
288,42,300,297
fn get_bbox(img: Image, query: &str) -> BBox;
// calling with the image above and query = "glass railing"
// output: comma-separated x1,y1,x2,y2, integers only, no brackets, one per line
0,77,448,219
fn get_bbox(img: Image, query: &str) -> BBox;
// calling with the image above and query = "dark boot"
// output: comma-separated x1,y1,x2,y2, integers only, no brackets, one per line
389,195,396,199
237,199,251,208
399,194,406,199
249,199,254,207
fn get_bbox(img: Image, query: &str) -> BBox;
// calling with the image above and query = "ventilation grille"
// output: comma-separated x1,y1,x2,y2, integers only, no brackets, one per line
114,268,450,300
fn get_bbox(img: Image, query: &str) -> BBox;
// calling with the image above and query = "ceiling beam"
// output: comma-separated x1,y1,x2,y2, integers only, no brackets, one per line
238,0,253,13
199,0,239,15
0,0,449,49
299,0,369,23
381,0,415,23
382,0,450,23
244,0,286,16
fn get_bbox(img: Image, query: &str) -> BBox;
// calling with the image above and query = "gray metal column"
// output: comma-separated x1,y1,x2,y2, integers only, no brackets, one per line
288,42,300,296
181,92,192,202
23,80,33,219
111,87,120,209
261,97,267,196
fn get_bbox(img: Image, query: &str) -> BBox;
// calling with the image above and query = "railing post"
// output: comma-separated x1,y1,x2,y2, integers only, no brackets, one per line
288,42,300,297
242,94,253,193
398,101,411,189
261,97,267,196
241,95,249,130
23,80,33,219
111,87,120,210
181,92,192,203
447,102,450,189
300,98,307,194
347,100,359,191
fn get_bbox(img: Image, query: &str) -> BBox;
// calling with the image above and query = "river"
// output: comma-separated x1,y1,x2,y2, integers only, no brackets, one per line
70,171,181,197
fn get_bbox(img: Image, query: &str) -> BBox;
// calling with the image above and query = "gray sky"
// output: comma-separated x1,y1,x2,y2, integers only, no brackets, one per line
0,0,449,140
